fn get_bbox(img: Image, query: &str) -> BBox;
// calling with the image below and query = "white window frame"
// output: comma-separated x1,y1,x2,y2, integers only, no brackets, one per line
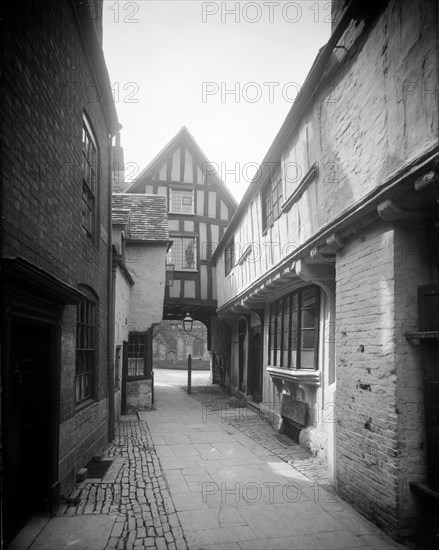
169,188,195,215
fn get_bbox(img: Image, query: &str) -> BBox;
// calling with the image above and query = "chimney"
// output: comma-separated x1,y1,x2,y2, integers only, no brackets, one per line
112,133,126,192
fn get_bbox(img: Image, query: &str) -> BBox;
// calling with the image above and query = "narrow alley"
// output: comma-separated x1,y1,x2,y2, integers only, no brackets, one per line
14,371,407,550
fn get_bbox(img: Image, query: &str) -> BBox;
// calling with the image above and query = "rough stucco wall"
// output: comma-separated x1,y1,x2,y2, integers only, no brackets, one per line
217,0,438,309
318,0,438,227
114,263,132,421
128,245,167,332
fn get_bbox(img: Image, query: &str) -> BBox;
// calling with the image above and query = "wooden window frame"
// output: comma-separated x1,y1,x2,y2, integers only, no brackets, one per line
225,236,235,276
262,172,282,232
127,332,149,380
169,188,195,215
167,236,198,271
81,115,98,239
268,285,320,370
76,296,97,404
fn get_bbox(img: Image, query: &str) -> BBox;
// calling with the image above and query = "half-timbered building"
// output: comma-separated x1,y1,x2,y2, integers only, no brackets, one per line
213,0,439,541
125,127,237,346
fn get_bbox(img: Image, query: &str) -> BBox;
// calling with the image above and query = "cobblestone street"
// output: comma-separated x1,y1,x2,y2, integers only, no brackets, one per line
59,418,187,550
18,370,407,550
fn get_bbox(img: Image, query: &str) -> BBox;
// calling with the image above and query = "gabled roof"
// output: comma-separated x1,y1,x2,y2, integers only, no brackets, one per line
112,194,169,242
212,2,361,259
124,126,237,209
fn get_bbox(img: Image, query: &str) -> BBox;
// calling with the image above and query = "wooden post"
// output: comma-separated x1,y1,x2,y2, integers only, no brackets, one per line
151,370,154,405
187,353,192,395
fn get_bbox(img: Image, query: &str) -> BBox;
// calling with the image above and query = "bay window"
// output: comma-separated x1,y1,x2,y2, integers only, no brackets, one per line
268,285,320,369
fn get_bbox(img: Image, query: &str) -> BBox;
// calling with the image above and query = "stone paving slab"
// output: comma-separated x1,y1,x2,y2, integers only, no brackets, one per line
138,379,406,550
18,372,408,550
29,515,118,550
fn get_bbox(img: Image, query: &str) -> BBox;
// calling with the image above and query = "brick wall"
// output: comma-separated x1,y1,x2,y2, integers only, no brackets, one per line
336,223,399,534
335,220,433,536
393,221,432,536
2,0,116,495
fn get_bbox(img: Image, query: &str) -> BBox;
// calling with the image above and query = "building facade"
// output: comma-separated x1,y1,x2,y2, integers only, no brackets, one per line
213,0,439,540
125,127,237,356
112,194,170,415
1,1,120,542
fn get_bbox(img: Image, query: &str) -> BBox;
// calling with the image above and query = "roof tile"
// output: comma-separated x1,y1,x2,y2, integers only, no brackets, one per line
112,194,169,242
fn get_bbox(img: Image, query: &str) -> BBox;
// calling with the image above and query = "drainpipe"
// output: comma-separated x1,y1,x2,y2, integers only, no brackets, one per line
107,135,116,442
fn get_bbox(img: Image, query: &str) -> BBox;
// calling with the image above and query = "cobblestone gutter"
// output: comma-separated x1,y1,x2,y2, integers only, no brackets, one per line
59,417,188,550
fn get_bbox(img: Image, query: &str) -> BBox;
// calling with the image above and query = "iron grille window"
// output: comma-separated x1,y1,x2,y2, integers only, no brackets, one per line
225,237,235,276
76,299,96,403
169,189,194,214
128,333,146,377
268,286,319,369
262,173,282,231
81,117,98,237
167,237,197,270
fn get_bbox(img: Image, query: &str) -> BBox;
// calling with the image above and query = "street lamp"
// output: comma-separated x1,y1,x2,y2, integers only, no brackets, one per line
183,312,193,332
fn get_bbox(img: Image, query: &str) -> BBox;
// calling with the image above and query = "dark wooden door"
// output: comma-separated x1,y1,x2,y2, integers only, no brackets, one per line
249,330,263,403
418,283,439,490
5,322,54,540
238,320,246,392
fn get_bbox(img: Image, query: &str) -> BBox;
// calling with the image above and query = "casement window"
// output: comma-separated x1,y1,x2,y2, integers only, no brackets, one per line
167,236,197,270
81,116,98,237
76,298,96,403
225,237,235,276
262,171,282,232
128,333,147,378
268,285,320,369
169,189,194,214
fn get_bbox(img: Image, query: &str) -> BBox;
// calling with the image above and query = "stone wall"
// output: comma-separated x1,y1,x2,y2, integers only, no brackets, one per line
126,380,153,414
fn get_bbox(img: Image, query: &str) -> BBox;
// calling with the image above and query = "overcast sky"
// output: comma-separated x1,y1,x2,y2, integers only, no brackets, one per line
103,1,331,201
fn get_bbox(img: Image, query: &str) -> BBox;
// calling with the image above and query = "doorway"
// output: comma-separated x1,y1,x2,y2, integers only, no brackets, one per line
238,319,246,392
4,321,56,541
248,329,263,403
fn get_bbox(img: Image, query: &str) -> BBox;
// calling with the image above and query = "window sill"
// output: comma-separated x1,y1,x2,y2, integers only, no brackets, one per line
237,244,252,265
281,163,318,214
75,398,97,413
126,375,151,382
174,268,198,272
267,365,321,386
169,211,195,216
